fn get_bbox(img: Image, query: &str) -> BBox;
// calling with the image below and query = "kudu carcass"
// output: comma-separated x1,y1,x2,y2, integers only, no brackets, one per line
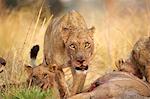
69,72,150,99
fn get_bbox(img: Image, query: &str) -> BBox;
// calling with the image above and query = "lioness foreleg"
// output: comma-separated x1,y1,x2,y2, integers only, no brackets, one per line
71,67,87,95
55,67,70,98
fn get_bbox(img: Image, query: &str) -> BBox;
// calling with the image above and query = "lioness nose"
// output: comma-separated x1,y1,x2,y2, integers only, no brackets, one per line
77,59,85,64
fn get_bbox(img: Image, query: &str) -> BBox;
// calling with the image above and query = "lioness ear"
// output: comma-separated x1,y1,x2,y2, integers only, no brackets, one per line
61,27,70,43
88,26,95,38
132,50,139,61
48,64,58,72
25,65,33,75
52,64,58,72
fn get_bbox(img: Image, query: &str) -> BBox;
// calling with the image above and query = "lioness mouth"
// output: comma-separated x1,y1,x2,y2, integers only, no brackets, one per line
75,65,88,71
0,70,3,73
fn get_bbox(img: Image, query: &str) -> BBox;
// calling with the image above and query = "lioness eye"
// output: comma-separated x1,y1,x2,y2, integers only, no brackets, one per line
43,73,48,77
69,44,76,49
85,42,90,48
32,75,37,79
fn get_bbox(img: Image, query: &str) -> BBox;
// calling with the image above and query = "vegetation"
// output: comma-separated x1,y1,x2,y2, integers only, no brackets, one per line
0,86,53,99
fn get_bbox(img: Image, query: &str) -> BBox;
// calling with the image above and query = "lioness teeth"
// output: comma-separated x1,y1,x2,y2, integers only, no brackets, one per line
76,70,88,74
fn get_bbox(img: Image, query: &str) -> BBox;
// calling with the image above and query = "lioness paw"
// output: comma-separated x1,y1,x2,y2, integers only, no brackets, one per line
115,58,125,70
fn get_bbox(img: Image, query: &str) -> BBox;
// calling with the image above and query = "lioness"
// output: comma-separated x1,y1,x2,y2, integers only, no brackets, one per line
25,64,61,99
26,45,70,99
25,64,57,90
116,36,150,83
0,57,6,73
25,45,58,90
69,72,150,99
44,10,95,95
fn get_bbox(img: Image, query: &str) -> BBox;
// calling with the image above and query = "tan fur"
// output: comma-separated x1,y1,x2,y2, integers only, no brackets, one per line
25,64,61,99
44,10,95,95
25,64,58,90
69,72,150,99
116,36,150,83
25,63,71,99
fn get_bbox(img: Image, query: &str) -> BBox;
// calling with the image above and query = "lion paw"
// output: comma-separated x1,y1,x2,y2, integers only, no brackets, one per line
115,58,125,70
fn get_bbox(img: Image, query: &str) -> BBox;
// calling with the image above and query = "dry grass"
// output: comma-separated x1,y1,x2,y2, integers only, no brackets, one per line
0,0,150,90
0,0,51,85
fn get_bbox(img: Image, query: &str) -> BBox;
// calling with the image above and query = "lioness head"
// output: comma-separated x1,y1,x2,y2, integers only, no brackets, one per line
61,10,95,71
25,64,58,90
132,37,150,66
0,57,6,73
